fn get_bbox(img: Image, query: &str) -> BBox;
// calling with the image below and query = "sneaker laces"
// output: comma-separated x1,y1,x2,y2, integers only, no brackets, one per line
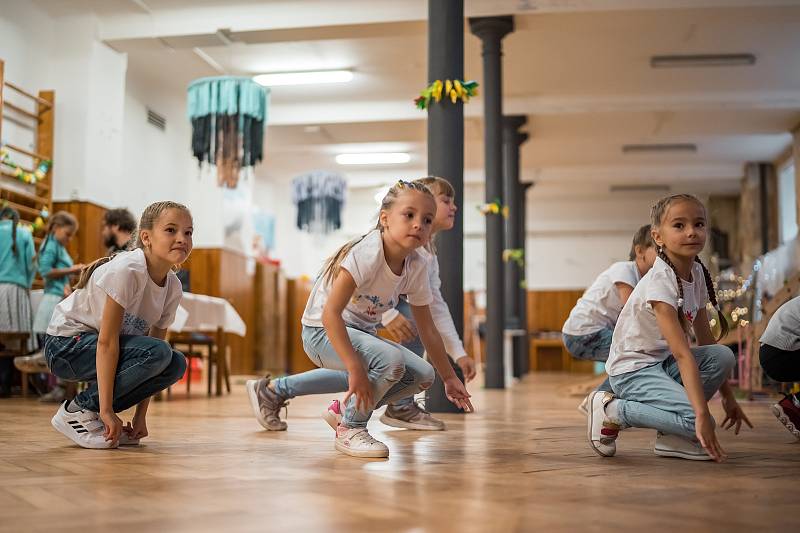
351,429,379,446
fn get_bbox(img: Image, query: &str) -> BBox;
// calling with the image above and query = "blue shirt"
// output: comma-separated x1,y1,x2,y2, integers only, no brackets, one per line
0,220,35,289
38,236,74,296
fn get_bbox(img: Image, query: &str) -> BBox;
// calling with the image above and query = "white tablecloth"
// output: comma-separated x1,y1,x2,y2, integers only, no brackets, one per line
170,292,246,337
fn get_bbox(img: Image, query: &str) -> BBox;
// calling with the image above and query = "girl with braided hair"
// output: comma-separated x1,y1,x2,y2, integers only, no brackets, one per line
0,206,37,395
587,194,752,462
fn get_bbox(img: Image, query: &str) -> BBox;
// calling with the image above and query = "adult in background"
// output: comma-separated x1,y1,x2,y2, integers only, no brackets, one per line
101,208,136,254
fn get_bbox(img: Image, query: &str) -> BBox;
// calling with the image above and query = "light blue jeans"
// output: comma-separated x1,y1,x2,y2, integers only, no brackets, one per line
273,325,435,429
562,328,614,393
609,345,736,440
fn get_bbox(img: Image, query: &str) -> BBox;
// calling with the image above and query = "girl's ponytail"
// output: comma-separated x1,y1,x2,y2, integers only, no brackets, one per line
695,256,729,341
74,254,116,290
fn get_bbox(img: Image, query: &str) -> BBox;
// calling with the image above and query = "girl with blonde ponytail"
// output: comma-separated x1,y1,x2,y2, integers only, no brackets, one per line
44,201,193,450
247,180,473,458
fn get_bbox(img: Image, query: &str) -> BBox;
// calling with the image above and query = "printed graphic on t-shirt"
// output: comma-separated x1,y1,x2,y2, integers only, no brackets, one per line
684,309,695,323
121,312,150,336
352,294,394,319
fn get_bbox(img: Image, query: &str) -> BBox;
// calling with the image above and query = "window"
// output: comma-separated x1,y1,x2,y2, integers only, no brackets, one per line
778,163,798,244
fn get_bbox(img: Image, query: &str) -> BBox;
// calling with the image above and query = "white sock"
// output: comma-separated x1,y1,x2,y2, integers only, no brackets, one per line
604,399,623,426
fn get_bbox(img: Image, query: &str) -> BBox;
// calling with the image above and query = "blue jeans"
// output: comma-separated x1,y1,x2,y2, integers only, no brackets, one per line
273,299,428,408
562,329,613,392
273,325,435,429
44,333,187,413
609,345,736,440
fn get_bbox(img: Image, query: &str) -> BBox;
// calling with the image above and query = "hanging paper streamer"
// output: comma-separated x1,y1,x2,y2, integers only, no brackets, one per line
414,79,479,110
187,76,269,188
292,171,346,234
0,144,51,185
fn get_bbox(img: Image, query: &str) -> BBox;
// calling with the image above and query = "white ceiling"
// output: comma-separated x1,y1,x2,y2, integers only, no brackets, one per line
31,0,800,194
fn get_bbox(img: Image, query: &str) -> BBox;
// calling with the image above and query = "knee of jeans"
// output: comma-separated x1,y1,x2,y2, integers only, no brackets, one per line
149,340,175,372
710,345,736,373
380,348,406,382
418,363,435,390
165,350,188,383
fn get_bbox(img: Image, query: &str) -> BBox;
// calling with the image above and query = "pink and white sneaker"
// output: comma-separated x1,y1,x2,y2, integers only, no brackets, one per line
322,399,343,431
334,425,389,458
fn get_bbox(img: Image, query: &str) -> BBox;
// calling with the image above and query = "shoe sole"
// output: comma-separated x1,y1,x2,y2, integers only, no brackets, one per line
379,414,445,431
586,393,614,458
322,409,341,431
51,412,116,450
771,403,800,440
246,380,286,431
334,440,389,458
654,446,712,461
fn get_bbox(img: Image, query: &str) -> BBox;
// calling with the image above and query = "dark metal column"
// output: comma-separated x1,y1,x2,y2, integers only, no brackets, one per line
470,16,514,389
516,181,533,376
425,0,466,412
502,115,528,378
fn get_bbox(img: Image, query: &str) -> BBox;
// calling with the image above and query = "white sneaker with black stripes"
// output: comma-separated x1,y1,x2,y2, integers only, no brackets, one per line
51,401,117,449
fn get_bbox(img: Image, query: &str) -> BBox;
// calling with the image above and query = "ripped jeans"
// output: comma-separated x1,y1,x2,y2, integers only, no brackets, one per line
285,325,435,429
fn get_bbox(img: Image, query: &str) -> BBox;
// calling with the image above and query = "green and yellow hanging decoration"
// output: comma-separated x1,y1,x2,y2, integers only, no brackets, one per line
503,248,527,289
415,79,479,110
0,145,51,185
477,198,509,218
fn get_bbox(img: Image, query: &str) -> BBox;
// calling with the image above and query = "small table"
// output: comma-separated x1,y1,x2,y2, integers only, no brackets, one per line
170,293,247,396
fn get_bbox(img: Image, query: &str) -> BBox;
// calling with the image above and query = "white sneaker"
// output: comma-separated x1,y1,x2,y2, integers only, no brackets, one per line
118,432,141,446
334,426,389,458
587,391,621,457
322,399,343,431
654,432,712,461
51,401,117,449
380,402,446,431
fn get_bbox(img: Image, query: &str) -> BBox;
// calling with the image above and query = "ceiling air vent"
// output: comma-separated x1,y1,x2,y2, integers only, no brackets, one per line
147,109,166,131
622,143,696,154
650,54,756,68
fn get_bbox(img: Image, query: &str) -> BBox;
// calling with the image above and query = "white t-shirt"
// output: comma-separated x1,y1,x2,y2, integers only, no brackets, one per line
761,296,800,351
381,246,467,359
562,261,641,336
606,256,709,376
302,230,433,333
47,248,183,337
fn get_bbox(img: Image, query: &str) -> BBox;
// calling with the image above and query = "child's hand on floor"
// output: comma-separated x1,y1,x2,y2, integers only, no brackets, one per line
444,376,474,412
101,410,123,446
456,356,477,382
126,414,149,440
696,412,726,462
721,396,753,435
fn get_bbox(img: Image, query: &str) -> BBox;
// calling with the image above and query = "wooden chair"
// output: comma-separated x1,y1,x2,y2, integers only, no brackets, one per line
168,331,230,397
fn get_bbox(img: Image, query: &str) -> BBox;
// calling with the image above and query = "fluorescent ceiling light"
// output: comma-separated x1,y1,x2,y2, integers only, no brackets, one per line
610,184,671,193
622,143,697,154
650,54,756,68
253,70,353,87
336,152,411,165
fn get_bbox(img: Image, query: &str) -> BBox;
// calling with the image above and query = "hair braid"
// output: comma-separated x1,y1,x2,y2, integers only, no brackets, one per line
0,207,20,256
694,256,729,341
657,246,691,334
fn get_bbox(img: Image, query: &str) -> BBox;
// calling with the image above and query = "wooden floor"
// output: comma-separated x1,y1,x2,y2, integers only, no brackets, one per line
1,373,797,533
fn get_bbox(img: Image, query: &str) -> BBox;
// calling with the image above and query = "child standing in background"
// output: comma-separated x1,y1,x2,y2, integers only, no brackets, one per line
33,211,84,402
0,207,37,396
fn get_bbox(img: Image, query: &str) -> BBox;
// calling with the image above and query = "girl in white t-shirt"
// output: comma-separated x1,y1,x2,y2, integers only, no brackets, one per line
44,201,192,449
247,180,473,458
563,224,656,400
588,194,751,462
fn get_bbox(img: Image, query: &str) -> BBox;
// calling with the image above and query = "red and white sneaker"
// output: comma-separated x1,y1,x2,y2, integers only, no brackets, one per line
771,394,800,440
587,391,622,457
334,425,389,458
322,399,343,431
